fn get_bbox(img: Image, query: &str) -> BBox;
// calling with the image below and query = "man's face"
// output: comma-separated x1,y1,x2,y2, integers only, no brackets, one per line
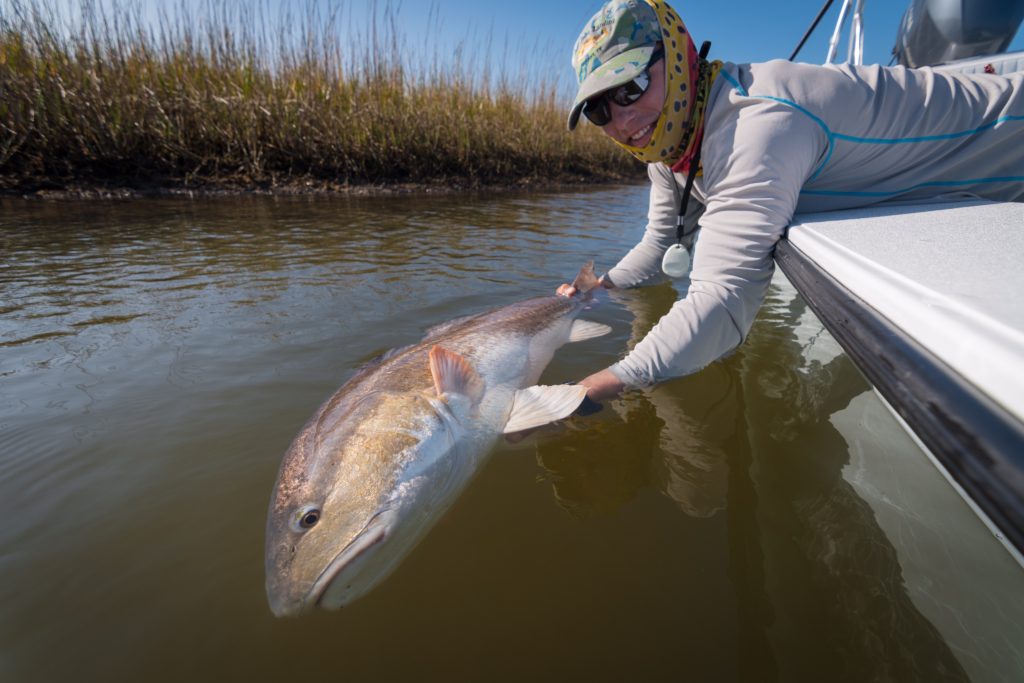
600,58,665,148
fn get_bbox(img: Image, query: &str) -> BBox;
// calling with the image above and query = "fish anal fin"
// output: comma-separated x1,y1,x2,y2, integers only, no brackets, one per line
428,346,485,404
568,319,612,342
502,384,588,434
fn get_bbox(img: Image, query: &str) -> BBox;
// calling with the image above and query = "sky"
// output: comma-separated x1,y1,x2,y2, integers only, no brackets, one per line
384,0,906,66
354,0,1024,68
35,0,1024,94
328,0,1024,99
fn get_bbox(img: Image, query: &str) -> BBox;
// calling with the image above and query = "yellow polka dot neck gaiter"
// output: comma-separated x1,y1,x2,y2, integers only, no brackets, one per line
614,0,722,170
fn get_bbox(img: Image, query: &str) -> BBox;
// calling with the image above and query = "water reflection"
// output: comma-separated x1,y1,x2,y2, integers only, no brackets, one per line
535,277,971,680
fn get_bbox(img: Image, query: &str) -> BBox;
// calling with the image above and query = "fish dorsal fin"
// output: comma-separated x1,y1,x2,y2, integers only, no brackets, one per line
352,342,416,375
428,346,485,403
502,384,588,434
568,319,612,342
570,261,601,294
423,311,484,341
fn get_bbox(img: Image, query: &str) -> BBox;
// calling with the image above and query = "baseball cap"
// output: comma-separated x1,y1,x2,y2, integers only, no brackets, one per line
567,0,664,131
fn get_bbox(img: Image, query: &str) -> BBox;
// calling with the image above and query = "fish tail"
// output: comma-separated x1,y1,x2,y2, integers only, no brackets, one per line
570,261,600,295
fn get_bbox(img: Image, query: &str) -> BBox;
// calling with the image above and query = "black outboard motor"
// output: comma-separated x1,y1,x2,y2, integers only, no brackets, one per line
895,0,1024,67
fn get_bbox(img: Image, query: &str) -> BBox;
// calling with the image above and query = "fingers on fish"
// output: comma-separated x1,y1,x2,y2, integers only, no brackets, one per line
428,346,485,404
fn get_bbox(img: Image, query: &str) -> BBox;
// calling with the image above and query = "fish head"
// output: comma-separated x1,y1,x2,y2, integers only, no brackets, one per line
265,389,462,617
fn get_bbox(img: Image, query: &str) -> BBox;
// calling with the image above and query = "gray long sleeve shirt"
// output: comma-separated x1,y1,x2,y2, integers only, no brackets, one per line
607,59,1024,387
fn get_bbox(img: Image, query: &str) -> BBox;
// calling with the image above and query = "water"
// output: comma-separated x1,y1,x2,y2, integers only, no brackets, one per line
1,187,1022,682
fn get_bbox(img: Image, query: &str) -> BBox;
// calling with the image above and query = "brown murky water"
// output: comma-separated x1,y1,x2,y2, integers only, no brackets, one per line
1,187,1022,682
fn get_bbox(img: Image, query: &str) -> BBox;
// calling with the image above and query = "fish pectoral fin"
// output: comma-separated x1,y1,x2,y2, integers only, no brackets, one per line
428,346,485,404
502,384,588,434
568,320,612,342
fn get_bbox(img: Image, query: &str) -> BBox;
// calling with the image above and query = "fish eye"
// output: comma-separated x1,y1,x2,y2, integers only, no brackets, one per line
293,505,321,532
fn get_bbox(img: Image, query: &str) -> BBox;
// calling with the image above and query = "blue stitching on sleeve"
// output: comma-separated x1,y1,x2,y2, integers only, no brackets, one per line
718,69,747,96
801,175,1024,197
719,69,836,180
833,115,1024,144
717,66,1024,193
758,96,835,181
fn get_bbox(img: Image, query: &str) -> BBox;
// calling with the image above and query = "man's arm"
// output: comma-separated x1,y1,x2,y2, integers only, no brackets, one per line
604,163,688,288
598,98,828,392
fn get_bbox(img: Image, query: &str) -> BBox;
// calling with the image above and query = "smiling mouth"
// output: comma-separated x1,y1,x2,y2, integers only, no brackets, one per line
629,121,656,144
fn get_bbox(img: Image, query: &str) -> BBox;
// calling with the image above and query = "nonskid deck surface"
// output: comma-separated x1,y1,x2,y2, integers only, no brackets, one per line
786,199,1024,424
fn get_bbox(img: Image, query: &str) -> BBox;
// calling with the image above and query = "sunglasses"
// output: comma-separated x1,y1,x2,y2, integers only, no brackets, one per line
582,47,664,127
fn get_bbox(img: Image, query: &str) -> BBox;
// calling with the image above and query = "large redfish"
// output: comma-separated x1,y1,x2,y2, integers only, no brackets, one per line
265,263,608,616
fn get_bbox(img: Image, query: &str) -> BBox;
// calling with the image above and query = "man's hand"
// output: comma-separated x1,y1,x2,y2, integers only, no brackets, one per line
578,368,625,402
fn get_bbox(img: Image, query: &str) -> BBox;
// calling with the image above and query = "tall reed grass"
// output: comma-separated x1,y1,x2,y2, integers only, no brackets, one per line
0,0,641,192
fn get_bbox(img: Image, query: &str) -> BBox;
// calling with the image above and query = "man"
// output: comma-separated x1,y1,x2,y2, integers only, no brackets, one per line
560,0,1024,404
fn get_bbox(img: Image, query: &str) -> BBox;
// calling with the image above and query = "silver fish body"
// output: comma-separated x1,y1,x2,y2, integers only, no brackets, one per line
265,264,607,616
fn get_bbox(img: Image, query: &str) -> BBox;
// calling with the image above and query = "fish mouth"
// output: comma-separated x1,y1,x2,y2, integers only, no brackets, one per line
306,511,392,610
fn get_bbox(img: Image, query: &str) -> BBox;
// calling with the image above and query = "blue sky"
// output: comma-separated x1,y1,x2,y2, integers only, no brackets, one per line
382,0,905,66
44,0,1024,95
361,0,1024,68
344,0,1024,99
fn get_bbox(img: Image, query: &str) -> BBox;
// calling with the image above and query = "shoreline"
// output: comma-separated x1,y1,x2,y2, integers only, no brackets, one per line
1,0,643,203
0,171,644,200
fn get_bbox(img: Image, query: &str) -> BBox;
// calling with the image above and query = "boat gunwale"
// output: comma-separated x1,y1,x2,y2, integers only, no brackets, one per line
775,233,1024,557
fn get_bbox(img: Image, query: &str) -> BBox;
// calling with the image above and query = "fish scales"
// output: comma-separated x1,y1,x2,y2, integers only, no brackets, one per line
265,263,605,616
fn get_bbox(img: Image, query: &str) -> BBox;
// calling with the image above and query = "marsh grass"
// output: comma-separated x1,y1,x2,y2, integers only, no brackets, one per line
0,0,640,193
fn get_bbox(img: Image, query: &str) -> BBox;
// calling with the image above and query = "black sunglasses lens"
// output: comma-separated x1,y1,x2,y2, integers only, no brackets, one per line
581,47,662,126
610,75,649,106
583,71,653,125
582,97,611,126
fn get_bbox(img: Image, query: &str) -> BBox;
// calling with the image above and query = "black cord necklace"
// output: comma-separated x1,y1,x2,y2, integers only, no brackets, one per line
662,40,711,278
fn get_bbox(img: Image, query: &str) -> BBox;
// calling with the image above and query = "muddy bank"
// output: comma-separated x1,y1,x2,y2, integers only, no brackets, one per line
0,170,644,200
